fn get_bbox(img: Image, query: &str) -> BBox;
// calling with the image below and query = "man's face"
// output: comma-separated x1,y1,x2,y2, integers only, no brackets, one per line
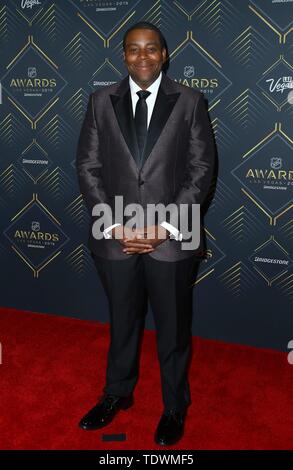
123,28,166,88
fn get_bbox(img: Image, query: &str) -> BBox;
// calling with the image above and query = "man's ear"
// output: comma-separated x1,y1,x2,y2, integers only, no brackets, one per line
162,48,167,63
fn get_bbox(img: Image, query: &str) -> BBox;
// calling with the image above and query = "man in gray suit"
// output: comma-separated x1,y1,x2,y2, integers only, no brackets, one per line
76,21,215,446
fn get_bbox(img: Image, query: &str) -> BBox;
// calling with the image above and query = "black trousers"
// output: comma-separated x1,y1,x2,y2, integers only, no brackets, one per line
93,252,199,412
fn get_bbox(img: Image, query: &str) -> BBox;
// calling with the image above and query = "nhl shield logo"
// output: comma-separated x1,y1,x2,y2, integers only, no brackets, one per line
31,221,40,232
270,157,282,170
28,67,37,78
184,66,195,78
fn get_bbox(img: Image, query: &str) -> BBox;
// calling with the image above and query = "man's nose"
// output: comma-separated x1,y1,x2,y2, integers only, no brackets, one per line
138,50,147,59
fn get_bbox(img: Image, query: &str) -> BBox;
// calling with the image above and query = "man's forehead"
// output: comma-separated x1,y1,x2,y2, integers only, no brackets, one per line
125,30,160,41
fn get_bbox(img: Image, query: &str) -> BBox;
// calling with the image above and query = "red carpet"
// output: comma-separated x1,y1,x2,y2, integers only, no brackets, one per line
0,307,292,450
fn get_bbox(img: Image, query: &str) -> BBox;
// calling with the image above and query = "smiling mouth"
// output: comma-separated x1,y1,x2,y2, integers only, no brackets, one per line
134,64,153,69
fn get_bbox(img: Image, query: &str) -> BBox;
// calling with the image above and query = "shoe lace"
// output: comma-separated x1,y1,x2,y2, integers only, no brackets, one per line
102,394,119,407
164,409,185,424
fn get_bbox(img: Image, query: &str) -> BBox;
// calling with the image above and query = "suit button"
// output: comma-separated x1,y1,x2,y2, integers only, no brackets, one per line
139,179,144,186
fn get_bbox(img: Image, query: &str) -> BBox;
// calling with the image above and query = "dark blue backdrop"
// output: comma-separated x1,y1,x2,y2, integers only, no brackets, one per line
0,0,292,350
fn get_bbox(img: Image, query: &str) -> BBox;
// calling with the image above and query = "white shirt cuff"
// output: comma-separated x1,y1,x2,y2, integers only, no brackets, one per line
103,223,121,239
160,221,183,241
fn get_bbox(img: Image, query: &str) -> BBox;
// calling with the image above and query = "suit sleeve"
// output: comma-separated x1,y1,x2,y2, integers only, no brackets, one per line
167,93,215,230
76,93,110,215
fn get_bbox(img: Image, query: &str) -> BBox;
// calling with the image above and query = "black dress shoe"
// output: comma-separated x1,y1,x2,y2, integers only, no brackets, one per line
154,409,186,446
79,394,133,430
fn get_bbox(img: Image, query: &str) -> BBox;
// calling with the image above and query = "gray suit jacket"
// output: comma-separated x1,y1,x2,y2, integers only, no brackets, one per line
76,72,215,261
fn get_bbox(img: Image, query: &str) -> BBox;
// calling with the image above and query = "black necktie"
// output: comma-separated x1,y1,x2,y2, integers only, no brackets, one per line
134,90,151,162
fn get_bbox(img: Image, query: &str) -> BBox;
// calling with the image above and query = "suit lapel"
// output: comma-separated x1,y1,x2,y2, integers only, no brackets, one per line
110,89,140,166
142,88,179,167
110,73,180,170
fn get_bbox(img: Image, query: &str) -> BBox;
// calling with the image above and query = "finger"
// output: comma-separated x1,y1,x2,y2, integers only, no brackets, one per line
123,247,138,253
123,247,143,253
125,234,150,241
124,248,154,254
123,247,153,254
135,238,153,244
125,238,154,246
123,242,153,249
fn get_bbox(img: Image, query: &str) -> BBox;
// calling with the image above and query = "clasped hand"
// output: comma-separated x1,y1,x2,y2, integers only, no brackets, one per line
111,225,168,255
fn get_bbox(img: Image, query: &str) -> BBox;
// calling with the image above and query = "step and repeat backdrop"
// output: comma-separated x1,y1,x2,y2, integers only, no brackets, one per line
0,0,292,350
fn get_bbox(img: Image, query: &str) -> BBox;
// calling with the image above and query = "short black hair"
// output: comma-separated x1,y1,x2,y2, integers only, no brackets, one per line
123,21,166,51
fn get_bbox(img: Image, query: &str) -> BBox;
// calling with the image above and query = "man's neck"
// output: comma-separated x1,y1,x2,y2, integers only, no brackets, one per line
129,72,161,90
